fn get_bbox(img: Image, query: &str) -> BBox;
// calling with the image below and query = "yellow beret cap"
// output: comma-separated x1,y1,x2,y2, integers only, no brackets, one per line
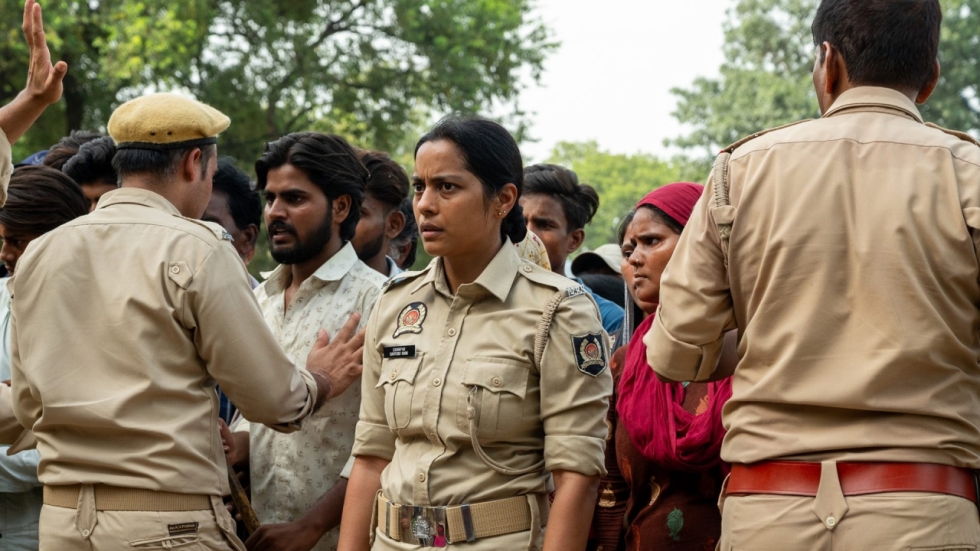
108,93,230,151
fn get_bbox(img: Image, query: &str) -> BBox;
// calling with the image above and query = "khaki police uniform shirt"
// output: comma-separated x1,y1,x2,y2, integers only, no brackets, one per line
0,127,14,443
9,188,319,495
238,243,384,551
353,241,611,509
645,87,980,467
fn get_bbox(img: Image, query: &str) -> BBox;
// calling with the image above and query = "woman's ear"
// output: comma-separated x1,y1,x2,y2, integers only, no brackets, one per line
495,183,519,216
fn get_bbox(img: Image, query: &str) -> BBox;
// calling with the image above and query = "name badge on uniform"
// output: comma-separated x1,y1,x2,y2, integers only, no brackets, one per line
383,345,417,359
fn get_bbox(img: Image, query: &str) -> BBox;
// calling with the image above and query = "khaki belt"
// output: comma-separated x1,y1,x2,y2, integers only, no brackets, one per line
376,493,545,546
43,484,212,511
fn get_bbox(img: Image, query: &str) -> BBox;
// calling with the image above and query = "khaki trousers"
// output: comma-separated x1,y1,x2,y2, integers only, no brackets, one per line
38,488,245,551
718,461,980,551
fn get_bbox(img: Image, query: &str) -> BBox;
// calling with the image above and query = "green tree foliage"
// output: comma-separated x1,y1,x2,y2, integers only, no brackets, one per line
1,1,553,164
670,0,980,162
547,141,680,251
0,0,211,160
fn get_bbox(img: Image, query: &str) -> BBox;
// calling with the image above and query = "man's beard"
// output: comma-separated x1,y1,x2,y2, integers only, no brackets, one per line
268,213,333,265
355,230,385,263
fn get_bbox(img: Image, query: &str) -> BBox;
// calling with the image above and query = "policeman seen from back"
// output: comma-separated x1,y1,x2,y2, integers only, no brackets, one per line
9,93,366,550
646,0,980,548
338,116,612,551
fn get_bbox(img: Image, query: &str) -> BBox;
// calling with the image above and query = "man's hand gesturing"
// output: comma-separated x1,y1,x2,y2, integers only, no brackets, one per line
305,313,366,402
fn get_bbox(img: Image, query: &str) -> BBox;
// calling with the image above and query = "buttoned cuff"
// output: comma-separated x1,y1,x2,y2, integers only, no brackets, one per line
644,314,723,382
544,435,607,476
352,421,396,461
0,126,11,207
260,369,317,434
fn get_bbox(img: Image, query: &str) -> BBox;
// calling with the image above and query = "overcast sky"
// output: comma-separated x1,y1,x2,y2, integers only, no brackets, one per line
519,0,734,163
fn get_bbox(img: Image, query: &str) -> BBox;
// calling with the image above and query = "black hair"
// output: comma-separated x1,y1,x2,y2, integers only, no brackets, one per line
62,137,118,187
255,132,367,242
391,197,419,269
359,150,410,212
524,164,600,232
811,0,941,91
415,116,527,243
43,130,102,170
617,210,635,245
112,144,216,182
638,204,684,235
579,273,626,309
0,166,89,235
212,157,262,231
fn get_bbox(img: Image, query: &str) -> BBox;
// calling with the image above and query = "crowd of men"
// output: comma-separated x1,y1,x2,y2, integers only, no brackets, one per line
6,0,980,550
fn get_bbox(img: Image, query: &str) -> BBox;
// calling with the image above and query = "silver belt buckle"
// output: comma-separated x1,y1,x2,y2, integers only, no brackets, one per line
401,505,448,547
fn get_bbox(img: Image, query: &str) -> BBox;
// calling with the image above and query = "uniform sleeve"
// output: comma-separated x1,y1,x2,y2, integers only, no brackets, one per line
187,244,317,432
9,293,41,443
0,384,23,445
644,175,737,382
352,298,395,460
0,126,10,207
540,293,612,476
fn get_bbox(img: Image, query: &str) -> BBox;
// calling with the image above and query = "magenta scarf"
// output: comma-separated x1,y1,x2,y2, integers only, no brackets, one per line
616,182,732,472
618,316,731,472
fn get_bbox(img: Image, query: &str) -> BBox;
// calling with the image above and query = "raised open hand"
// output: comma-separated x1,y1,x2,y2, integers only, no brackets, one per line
22,0,67,106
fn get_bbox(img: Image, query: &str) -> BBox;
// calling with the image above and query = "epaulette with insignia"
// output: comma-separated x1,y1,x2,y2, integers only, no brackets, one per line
566,285,588,299
182,218,233,242
722,119,813,154
381,270,423,293
925,122,980,147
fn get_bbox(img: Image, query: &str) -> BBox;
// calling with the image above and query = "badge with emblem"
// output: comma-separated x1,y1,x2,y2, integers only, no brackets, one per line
394,302,427,338
572,332,608,377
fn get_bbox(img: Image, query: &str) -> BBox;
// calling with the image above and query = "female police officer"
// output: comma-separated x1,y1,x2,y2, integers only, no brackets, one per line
338,117,612,551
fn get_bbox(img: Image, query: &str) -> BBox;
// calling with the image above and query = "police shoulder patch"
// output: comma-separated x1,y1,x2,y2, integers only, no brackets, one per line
572,332,608,377
566,285,587,299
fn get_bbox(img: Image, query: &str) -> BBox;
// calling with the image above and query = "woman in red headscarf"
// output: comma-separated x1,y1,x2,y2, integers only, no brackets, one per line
589,183,736,551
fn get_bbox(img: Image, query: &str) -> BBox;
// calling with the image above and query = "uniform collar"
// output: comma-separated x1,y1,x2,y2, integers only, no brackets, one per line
822,86,923,123
411,239,519,301
260,242,360,293
96,187,181,215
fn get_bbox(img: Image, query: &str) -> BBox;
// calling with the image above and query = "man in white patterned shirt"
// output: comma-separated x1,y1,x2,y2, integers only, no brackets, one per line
226,132,386,551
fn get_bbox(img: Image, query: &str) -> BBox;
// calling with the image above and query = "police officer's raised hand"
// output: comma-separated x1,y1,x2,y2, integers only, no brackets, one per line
305,313,366,401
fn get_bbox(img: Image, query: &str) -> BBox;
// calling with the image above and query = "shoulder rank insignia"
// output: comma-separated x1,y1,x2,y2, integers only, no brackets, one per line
394,302,427,338
566,285,588,299
572,332,608,377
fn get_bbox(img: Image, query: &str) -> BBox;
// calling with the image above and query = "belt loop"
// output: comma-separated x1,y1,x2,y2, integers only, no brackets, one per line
74,484,98,540
370,490,382,547
459,504,476,542
525,494,543,551
811,461,848,531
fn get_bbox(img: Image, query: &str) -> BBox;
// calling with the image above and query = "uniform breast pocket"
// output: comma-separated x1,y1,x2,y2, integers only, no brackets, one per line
376,354,424,430
457,357,530,439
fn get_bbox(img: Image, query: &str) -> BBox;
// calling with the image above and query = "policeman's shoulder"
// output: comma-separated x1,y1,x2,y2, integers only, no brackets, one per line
175,216,235,246
724,119,814,156
924,122,980,148
517,261,590,299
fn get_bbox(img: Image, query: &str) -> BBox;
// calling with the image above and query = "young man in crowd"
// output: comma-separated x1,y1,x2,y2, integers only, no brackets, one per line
226,132,386,551
351,150,409,278
389,197,418,270
521,163,624,334
62,136,118,211
0,167,88,549
202,158,262,273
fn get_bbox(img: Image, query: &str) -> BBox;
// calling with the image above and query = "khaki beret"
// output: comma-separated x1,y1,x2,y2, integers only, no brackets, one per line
108,93,230,151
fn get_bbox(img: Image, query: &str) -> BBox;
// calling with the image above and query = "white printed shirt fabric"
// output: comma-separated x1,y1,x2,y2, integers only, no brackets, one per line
238,243,385,551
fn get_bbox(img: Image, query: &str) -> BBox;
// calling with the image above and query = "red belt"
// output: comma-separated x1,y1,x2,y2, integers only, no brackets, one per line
727,461,978,502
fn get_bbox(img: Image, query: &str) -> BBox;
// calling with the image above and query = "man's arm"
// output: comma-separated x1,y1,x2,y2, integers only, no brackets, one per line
645,174,737,383
0,0,67,145
243,478,348,551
